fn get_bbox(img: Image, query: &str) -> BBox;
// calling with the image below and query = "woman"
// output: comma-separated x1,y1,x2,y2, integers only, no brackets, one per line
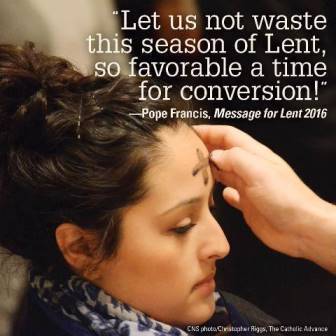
0,43,280,336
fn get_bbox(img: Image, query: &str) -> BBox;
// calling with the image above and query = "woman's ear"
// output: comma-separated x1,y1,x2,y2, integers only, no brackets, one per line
55,223,98,277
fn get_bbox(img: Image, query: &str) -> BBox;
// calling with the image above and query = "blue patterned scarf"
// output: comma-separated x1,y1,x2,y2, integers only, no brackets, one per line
29,270,233,336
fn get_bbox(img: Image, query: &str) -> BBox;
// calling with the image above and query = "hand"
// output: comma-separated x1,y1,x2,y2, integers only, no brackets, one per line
195,125,336,273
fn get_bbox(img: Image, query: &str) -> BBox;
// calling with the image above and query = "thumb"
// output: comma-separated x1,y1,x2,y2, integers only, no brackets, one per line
210,148,268,187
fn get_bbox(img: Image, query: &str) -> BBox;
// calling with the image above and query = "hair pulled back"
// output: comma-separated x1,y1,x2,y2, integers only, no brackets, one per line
0,42,184,272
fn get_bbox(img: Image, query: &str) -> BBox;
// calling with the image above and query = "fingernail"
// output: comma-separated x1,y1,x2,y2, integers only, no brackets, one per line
209,150,223,171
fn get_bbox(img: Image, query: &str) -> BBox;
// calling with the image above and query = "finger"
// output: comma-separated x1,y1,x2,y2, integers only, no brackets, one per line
194,124,282,164
222,187,242,211
210,157,244,190
210,148,269,186
213,170,245,192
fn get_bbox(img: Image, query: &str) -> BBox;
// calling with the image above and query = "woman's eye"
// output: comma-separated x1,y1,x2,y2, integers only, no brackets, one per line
171,223,196,235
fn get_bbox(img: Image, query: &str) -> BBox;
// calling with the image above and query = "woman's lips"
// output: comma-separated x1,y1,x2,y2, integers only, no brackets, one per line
193,273,216,296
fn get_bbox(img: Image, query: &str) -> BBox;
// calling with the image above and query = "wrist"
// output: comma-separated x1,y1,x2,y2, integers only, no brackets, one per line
299,198,336,273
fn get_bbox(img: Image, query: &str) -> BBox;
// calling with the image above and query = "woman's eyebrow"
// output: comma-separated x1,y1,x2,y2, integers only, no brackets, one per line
158,181,216,217
159,197,202,216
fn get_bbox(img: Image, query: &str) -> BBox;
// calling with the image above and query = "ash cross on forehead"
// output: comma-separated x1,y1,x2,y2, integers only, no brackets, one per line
192,148,209,185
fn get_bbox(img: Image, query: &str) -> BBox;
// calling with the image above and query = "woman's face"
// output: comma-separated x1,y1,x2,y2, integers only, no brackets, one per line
96,124,230,326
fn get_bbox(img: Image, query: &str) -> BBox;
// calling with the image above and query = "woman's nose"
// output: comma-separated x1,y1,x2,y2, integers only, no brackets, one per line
198,214,230,261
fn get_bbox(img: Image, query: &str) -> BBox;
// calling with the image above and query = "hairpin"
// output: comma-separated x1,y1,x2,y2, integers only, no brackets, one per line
76,95,83,140
93,94,103,112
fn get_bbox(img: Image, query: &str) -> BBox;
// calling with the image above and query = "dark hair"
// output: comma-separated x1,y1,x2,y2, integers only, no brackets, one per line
0,42,186,273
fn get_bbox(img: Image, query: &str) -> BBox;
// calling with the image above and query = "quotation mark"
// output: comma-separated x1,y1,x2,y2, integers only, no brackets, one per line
112,11,119,15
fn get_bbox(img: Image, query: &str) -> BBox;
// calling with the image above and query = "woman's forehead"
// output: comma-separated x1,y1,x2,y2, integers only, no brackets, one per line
146,126,211,194
123,125,213,219
159,125,209,156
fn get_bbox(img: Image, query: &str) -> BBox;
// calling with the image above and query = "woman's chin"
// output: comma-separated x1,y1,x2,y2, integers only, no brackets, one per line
173,297,216,327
